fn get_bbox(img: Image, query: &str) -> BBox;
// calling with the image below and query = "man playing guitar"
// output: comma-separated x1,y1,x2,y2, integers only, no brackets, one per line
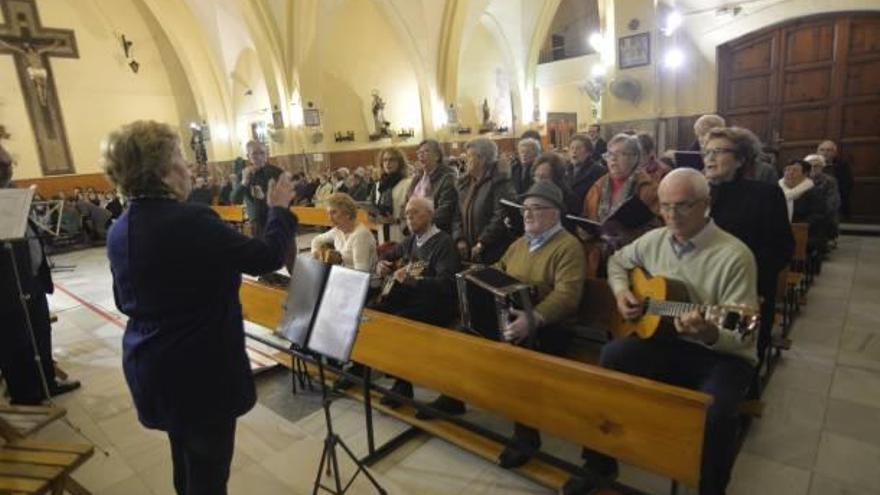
562,168,759,495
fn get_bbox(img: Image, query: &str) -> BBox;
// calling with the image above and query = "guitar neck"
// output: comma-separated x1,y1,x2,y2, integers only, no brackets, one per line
645,299,704,318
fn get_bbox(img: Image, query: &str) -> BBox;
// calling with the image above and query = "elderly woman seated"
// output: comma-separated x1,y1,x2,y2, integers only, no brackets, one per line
581,133,661,277
780,159,832,255
310,192,378,273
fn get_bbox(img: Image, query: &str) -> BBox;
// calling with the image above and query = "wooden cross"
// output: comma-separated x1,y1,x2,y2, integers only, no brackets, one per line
0,0,78,175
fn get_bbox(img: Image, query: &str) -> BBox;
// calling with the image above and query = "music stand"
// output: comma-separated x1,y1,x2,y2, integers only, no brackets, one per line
305,266,386,495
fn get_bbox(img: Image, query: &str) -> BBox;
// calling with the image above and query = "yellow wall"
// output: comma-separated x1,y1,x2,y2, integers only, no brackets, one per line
536,54,599,132
1,0,192,179
457,22,512,132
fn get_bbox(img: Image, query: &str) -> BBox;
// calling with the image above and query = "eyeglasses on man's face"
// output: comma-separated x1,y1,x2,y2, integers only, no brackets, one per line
659,199,702,215
701,148,736,159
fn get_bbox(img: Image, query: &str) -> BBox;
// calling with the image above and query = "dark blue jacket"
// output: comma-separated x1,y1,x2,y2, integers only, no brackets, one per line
107,198,297,432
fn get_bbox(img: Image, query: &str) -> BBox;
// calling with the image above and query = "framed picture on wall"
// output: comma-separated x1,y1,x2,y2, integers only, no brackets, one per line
303,108,321,127
618,32,651,69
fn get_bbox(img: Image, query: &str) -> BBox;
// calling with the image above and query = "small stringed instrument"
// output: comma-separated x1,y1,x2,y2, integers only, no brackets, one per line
377,260,428,302
313,242,343,266
611,267,759,340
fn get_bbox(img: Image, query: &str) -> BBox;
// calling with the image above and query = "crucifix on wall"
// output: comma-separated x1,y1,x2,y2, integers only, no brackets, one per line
0,0,78,175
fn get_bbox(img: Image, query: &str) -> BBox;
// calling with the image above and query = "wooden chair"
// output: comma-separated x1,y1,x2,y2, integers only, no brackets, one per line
789,223,809,306
0,405,94,494
239,280,710,493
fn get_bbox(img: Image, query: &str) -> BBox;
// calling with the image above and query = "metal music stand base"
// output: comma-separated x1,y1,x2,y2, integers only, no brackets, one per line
312,358,386,495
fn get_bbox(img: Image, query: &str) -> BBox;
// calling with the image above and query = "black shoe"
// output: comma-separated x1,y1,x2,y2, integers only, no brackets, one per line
379,380,413,409
49,379,81,397
497,443,539,469
415,395,466,420
560,459,619,495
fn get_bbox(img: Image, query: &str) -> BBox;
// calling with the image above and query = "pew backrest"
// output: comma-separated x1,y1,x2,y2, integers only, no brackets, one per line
211,205,246,223
291,206,377,230
239,280,710,488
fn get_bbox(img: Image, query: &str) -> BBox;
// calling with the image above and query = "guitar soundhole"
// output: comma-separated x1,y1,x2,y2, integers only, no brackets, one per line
722,312,741,329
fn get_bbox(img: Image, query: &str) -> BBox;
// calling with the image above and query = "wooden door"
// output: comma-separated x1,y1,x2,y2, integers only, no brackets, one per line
718,13,880,223
547,112,577,149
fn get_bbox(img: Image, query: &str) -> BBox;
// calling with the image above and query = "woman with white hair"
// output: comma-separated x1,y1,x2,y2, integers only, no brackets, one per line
581,133,660,277
453,137,517,264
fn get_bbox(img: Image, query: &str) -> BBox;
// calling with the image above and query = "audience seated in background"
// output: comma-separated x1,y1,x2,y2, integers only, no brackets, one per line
187,176,214,205
313,173,334,206
563,169,758,495
217,173,238,205
347,168,371,201
371,196,461,408
581,133,661,277
453,137,517,264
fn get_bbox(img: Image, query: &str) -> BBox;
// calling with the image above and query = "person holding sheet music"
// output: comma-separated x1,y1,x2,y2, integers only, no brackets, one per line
372,196,460,408
580,133,660,277
104,121,298,495
0,144,81,405
562,169,758,495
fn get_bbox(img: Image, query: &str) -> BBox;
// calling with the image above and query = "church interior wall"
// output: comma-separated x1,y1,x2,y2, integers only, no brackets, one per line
1,0,190,180
456,21,513,134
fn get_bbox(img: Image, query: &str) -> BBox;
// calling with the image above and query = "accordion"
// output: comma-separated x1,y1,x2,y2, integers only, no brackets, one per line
456,266,536,341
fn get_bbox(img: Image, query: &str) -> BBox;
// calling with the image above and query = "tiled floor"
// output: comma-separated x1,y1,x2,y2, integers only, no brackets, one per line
5,235,880,494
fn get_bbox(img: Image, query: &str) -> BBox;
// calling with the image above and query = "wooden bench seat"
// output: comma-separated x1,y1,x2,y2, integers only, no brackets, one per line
240,280,711,490
0,440,93,494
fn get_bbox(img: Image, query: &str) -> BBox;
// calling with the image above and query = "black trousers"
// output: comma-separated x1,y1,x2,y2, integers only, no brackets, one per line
168,419,237,495
0,291,56,405
583,336,753,495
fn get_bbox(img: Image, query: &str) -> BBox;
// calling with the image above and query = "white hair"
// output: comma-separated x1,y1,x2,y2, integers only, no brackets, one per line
660,167,710,199
517,137,542,154
694,114,726,136
804,154,825,167
466,137,499,164
406,196,435,215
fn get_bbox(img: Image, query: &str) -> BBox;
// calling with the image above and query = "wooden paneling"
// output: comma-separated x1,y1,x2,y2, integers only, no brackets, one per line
780,108,829,141
842,102,880,137
782,69,831,103
719,12,880,222
784,24,834,65
845,60,880,97
729,76,772,108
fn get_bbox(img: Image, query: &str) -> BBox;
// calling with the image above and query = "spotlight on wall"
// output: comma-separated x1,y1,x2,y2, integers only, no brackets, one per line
661,11,683,36
663,48,685,70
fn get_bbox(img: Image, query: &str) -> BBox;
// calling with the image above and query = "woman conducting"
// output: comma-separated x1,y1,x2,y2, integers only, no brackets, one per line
104,120,298,494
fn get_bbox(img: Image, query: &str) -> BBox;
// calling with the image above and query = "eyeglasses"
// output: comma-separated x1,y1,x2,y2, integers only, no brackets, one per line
659,199,702,215
602,151,636,161
701,148,736,158
520,205,556,215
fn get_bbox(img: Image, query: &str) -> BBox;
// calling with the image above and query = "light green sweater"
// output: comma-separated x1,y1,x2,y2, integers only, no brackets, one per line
607,221,759,363
494,229,587,326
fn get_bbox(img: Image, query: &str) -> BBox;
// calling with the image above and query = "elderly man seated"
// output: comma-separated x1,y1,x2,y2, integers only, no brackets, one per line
562,168,759,495
416,182,586,443
804,153,841,244
372,196,461,407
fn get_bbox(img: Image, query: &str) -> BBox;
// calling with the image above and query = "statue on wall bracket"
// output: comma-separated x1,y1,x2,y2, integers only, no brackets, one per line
479,98,496,133
369,90,391,141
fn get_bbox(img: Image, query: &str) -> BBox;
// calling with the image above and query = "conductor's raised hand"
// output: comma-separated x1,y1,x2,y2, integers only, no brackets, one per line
267,173,297,208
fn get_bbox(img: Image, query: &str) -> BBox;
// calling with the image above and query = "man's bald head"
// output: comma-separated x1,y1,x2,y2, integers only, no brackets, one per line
659,168,710,200
404,196,435,235
817,140,838,161
659,168,711,241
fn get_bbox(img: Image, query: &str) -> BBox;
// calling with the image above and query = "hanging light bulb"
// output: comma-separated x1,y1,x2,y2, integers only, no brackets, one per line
663,48,685,70
662,10,684,36
588,32,604,52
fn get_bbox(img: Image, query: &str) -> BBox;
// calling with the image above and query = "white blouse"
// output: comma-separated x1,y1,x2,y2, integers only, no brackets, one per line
310,223,377,273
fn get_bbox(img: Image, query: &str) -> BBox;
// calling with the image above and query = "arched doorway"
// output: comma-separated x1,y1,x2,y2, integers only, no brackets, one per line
717,12,880,223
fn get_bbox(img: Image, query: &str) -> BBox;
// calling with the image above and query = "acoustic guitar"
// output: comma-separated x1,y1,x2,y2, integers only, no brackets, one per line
612,267,759,340
377,260,428,303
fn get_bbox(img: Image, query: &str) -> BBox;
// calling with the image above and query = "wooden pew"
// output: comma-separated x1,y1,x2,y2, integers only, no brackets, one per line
211,205,247,233
291,206,377,231
239,280,710,490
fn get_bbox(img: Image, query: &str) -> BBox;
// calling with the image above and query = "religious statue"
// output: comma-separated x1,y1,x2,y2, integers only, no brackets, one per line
190,126,208,168
481,98,491,127
0,39,63,107
371,90,391,137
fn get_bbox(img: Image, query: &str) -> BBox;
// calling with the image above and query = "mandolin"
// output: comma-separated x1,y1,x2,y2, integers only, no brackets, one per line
611,267,759,340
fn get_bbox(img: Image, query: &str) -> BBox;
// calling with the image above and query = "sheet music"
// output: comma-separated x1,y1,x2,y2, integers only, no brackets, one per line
306,265,370,362
0,186,35,241
278,254,329,346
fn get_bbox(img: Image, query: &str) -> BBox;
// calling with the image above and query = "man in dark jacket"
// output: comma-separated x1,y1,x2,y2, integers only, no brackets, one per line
587,124,607,162
509,130,542,194
232,140,283,239
372,196,460,408
0,144,80,405
817,140,854,219
566,133,607,207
